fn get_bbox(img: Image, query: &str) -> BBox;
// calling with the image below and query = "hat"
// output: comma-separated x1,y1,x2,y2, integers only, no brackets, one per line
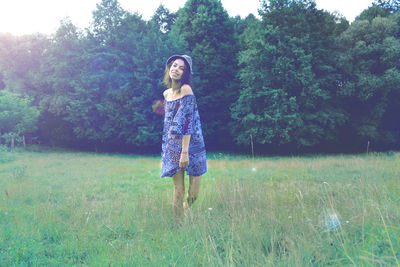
166,54,193,74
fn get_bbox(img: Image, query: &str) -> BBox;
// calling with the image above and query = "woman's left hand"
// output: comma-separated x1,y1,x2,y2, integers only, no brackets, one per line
179,152,189,168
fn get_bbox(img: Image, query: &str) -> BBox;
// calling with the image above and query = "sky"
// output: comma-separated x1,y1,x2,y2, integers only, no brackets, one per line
0,0,375,36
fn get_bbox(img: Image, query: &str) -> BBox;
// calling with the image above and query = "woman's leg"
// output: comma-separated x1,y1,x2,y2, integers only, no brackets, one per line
172,169,185,222
187,175,201,207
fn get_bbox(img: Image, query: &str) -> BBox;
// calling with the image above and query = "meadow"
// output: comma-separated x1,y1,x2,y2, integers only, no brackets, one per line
0,147,399,266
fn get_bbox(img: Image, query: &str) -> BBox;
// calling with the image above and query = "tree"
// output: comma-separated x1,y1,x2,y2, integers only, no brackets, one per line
233,14,260,51
336,13,400,150
231,0,349,151
89,0,128,45
357,4,391,21
150,4,177,34
32,18,83,147
0,32,55,146
0,90,39,148
172,0,239,149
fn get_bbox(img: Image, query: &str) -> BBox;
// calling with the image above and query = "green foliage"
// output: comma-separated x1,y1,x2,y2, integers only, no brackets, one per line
150,4,177,34
32,18,83,146
90,0,129,44
0,90,39,146
336,13,400,149
232,0,349,149
357,4,392,21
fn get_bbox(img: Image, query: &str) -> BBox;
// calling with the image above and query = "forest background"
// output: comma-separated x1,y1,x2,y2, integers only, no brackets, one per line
0,0,399,155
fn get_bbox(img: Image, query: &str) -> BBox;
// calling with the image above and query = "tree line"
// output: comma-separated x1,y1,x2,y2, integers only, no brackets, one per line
0,0,399,154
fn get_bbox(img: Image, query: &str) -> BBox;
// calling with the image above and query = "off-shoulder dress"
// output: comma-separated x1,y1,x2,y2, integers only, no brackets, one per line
161,94,207,178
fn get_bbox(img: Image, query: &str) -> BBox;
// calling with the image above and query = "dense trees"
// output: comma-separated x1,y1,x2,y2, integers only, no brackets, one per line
231,0,349,150
336,11,400,150
0,0,399,153
34,19,83,147
62,0,184,150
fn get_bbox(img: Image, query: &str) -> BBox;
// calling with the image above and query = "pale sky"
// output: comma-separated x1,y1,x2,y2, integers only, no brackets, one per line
0,0,374,36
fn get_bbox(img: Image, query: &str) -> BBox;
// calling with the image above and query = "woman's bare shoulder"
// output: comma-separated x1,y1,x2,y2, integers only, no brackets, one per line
181,84,194,96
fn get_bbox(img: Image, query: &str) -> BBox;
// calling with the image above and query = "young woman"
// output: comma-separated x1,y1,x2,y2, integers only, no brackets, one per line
160,55,207,222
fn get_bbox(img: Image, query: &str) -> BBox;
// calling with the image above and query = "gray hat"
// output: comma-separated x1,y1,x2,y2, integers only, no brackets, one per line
166,54,193,74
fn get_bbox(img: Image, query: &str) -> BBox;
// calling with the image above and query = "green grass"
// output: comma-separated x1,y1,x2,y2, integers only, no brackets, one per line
0,149,399,266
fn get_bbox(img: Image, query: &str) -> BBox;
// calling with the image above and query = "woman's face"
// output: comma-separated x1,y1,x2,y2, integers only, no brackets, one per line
169,59,185,81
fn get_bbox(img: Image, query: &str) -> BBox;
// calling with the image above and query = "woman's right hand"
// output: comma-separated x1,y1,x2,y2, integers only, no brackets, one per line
179,152,189,168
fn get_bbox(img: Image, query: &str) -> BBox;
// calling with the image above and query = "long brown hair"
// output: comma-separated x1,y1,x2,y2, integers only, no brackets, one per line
163,59,192,95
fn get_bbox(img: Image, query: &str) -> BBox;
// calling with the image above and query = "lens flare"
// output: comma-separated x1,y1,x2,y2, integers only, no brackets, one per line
152,99,165,115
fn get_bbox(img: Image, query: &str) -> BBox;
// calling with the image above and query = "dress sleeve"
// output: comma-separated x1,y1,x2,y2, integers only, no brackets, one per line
170,94,196,135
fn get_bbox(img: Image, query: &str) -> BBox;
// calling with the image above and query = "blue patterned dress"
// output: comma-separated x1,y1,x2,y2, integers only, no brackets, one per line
161,94,207,178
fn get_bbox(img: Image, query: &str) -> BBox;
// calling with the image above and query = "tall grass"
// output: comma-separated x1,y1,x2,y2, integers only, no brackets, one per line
0,149,399,266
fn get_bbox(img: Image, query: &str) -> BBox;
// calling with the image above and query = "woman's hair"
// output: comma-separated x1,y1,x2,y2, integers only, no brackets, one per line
163,59,192,94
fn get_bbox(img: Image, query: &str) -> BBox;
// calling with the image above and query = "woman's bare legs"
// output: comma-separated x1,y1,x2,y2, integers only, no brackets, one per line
172,169,185,222
187,175,201,207
172,170,202,223
183,175,201,220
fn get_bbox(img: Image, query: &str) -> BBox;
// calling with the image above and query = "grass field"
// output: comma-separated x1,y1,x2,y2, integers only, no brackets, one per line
0,148,399,266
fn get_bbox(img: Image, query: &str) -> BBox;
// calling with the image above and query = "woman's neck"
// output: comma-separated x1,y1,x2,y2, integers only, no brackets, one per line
171,80,181,91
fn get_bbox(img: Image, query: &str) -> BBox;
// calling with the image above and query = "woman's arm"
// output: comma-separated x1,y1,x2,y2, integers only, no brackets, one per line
180,134,191,168
182,134,191,152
